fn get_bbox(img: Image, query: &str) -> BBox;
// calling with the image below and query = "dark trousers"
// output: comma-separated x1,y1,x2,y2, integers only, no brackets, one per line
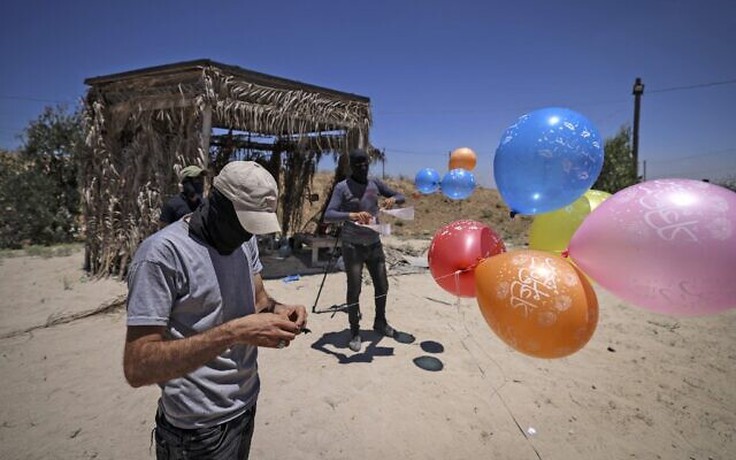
154,406,256,460
342,241,389,335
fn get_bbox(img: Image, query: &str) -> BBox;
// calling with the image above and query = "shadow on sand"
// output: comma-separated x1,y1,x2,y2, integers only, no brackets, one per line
310,329,397,364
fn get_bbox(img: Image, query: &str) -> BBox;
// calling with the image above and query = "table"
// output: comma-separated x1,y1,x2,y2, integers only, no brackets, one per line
300,235,339,267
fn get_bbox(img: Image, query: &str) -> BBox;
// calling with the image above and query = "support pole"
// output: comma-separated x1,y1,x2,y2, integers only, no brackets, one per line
200,104,213,167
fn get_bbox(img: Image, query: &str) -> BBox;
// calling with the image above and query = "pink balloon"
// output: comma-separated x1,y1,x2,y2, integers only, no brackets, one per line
569,179,736,316
428,220,506,297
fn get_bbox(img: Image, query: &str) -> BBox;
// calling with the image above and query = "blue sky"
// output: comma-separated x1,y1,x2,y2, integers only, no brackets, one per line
1,0,735,187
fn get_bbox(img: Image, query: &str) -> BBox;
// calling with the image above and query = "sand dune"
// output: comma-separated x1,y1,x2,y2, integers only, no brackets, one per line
1,246,734,459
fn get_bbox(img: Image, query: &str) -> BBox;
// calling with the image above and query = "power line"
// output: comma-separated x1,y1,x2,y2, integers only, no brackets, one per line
0,129,21,136
377,78,736,117
375,99,627,116
383,147,447,156
648,166,736,180
648,78,736,94
0,95,74,104
644,148,736,164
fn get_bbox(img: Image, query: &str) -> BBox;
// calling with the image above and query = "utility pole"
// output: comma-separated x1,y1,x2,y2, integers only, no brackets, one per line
632,77,645,180
381,148,386,179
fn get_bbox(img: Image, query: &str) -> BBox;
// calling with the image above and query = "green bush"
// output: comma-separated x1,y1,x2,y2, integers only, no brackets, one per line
0,104,84,249
714,176,736,192
0,152,78,248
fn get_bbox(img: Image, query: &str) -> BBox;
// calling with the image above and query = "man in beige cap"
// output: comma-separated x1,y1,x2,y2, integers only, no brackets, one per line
125,161,307,459
159,165,207,226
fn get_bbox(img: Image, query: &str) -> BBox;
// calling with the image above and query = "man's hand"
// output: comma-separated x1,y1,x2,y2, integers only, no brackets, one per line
274,303,308,331
349,211,372,224
227,313,301,348
381,197,396,210
123,314,299,387
123,306,304,387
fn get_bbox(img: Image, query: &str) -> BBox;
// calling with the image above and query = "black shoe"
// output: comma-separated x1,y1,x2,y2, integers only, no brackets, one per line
373,323,396,338
348,334,362,352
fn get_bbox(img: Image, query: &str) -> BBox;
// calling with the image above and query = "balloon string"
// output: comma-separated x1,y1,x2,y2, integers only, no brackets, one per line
432,257,486,283
433,267,471,282
325,293,389,313
316,261,486,312
453,270,461,307
447,295,544,460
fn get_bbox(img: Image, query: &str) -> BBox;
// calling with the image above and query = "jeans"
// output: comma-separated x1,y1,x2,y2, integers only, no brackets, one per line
342,240,389,335
154,405,256,460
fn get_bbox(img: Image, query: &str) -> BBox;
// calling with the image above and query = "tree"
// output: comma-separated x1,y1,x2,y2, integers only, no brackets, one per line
22,105,85,218
593,125,639,193
714,176,736,192
0,105,86,248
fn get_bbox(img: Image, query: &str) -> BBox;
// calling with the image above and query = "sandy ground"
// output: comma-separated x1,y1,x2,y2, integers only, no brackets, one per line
0,244,734,460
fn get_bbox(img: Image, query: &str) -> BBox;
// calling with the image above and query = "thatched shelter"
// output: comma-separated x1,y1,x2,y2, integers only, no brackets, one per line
82,59,373,277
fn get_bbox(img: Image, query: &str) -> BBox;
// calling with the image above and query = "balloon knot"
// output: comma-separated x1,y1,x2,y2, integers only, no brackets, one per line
561,250,570,258
467,257,484,271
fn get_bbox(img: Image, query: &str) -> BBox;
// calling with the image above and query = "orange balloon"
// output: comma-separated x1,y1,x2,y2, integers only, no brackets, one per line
475,250,598,359
449,147,477,171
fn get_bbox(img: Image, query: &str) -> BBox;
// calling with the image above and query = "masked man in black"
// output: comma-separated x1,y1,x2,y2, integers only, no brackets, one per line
160,165,206,227
324,149,406,352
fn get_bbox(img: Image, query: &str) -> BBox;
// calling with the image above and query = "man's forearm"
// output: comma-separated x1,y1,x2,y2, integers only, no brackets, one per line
323,209,350,222
253,273,283,313
257,295,278,313
124,324,236,388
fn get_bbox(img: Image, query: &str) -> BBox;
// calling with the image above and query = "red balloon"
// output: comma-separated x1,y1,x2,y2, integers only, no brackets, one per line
428,220,506,297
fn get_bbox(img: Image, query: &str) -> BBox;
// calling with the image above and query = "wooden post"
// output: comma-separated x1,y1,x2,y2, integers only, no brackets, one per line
200,104,213,167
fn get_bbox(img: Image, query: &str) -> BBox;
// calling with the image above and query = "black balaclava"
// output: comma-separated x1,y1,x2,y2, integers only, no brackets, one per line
188,188,253,255
349,149,370,184
182,177,205,206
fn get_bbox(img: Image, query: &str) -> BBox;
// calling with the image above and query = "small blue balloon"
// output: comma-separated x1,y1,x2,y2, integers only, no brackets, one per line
415,168,441,194
441,169,476,200
493,107,604,215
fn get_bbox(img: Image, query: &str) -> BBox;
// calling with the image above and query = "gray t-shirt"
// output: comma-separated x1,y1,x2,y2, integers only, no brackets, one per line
126,220,262,429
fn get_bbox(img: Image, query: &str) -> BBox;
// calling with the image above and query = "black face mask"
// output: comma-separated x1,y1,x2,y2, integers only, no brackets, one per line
182,179,204,202
188,189,253,255
349,150,370,184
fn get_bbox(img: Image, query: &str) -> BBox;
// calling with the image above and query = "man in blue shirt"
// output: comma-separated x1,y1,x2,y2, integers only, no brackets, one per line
324,149,406,352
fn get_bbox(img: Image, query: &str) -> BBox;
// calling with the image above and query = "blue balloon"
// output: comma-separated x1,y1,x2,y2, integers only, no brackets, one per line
415,168,441,194
441,169,476,200
493,107,604,215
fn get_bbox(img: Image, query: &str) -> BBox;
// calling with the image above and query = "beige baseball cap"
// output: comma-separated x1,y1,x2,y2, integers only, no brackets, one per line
213,161,281,235
179,165,205,180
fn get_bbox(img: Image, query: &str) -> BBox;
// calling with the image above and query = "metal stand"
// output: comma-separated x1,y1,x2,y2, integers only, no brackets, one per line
311,228,347,317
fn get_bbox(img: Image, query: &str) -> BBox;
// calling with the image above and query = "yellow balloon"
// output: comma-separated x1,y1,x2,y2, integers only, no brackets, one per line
583,189,611,210
529,197,591,255
528,190,611,255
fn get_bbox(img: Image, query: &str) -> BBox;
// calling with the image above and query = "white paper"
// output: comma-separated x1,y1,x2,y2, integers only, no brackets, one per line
357,223,392,235
380,206,415,221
